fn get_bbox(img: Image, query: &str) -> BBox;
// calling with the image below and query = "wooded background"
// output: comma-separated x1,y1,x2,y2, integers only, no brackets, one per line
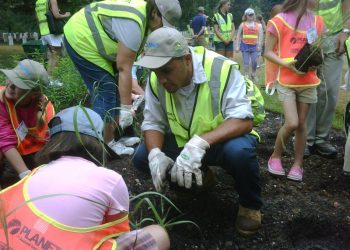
0,0,283,33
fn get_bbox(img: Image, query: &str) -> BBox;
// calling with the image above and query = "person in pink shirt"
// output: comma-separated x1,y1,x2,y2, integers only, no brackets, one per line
264,0,324,182
0,59,54,183
0,105,169,249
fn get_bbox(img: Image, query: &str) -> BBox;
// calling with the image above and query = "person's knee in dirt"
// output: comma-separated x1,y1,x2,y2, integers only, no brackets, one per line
131,27,263,236
0,59,54,182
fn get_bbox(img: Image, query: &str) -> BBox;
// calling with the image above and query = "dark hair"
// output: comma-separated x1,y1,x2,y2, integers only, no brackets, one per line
216,0,230,12
281,0,308,30
146,0,161,22
34,132,106,166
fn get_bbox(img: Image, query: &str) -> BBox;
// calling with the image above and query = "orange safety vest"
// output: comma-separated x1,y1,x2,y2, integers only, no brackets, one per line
0,86,55,155
0,168,130,250
265,14,324,87
242,22,259,45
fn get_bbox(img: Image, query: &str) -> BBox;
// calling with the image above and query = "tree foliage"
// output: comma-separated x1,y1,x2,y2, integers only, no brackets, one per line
0,0,284,32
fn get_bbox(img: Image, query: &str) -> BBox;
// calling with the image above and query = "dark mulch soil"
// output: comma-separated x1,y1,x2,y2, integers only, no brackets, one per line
1,112,349,249
112,111,350,250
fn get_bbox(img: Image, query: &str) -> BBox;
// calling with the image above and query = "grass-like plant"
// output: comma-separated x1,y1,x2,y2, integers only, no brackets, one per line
129,191,201,232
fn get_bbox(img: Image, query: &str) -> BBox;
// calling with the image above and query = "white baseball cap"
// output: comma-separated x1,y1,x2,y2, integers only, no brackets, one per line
135,27,189,69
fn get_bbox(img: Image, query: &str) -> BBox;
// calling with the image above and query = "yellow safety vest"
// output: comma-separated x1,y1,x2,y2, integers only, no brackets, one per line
213,12,233,42
316,0,342,33
64,0,147,75
35,0,50,36
149,46,261,147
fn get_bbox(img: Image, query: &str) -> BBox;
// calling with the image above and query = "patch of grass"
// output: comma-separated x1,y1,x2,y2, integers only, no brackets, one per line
48,56,89,112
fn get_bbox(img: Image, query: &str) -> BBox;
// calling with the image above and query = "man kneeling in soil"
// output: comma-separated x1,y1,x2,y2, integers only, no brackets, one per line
132,27,262,236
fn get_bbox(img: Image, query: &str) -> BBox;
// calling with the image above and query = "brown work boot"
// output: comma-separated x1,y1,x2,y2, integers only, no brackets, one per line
235,205,261,236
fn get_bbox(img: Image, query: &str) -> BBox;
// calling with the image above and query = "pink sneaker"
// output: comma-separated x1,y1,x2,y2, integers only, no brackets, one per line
287,166,303,181
268,157,285,176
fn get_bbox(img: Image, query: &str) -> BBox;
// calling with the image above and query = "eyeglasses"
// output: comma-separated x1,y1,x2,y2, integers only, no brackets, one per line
248,13,254,16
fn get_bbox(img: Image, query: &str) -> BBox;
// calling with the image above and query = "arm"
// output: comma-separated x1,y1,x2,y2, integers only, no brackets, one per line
214,24,227,43
235,23,243,51
202,68,253,144
270,4,282,18
4,148,29,175
49,0,70,19
196,26,206,37
200,118,252,145
144,130,165,152
196,16,207,37
116,42,137,105
257,23,264,51
141,80,169,151
264,32,303,74
230,20,236,42
337,0,350,54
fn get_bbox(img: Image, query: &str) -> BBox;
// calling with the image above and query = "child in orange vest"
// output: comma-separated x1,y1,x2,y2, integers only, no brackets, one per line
0,106,170,249
0,59,54,183
235,8,263,81
264,0,324,181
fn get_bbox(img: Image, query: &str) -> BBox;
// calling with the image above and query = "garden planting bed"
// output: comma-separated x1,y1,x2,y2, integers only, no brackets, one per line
1,111,349,249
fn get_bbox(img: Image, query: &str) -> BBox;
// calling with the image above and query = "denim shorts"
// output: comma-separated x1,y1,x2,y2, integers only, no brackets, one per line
214,41,233,51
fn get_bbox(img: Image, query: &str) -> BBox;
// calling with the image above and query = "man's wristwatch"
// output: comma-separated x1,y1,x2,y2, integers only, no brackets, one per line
342,28,350,35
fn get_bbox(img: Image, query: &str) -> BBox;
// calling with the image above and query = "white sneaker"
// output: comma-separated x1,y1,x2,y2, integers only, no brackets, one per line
117,136,141,146
48,76,63,87
108,140,134,155
340,84,350,90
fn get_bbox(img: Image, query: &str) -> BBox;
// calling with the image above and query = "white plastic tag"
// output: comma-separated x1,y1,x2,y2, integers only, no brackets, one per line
307,27,318,44
16,121,28,141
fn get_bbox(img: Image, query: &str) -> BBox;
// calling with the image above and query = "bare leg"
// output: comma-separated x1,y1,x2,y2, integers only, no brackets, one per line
271,100,299,159
116,225,170,250
47,45,61,75
293,102,310,167
104,117,119,143
216,50,226,57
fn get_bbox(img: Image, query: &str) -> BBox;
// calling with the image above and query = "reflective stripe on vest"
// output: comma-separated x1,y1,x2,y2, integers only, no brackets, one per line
346,37,350,63
245,76,265,128
149,46,260,146
0,86,55,155
267,14,323,87
242,22,259,45
213,13,233,42
0,168,129,250
35,0,50,36
64,0,147,75
316,0,342,33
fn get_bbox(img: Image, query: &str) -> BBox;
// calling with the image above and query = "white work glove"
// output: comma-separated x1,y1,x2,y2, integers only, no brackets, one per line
148,148,174,192
171,135,210,189
119,104,134,130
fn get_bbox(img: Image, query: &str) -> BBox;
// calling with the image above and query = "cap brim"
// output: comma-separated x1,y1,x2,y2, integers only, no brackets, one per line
162,17,175,28
0,69,31,89
134,56,172,69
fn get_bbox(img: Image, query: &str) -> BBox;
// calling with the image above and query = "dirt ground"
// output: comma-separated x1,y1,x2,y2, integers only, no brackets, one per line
1,111,349,249
112,111,350,250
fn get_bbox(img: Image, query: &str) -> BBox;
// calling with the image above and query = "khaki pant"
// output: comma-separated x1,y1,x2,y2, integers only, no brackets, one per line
307,34,344,145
